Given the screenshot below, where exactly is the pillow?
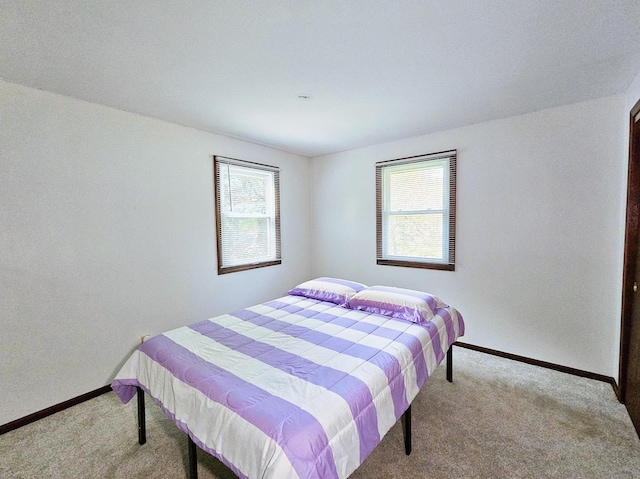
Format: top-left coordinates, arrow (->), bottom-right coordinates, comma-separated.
346,285 -> 446,324
288,277 -> 367,306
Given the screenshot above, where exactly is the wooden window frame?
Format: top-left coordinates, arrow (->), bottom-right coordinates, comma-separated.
376,150 -> 457,271
214,156 -> 281,275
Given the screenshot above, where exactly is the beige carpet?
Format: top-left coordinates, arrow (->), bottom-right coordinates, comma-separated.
1,347 -> 639,478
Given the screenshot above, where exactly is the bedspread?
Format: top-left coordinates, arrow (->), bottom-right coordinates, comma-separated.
112,295 -> 464,479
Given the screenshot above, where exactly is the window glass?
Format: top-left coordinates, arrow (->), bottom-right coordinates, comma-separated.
376,151 -> 456,270
214,156 -> 281,274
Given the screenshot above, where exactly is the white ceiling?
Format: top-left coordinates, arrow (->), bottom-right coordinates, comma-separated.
2,1 -> 640,158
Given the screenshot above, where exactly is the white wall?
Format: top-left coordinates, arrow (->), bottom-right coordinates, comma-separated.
2,74 -> 636,427
0,80 -> 312,426
311,95 -> 628,379
626,68 -> 640,112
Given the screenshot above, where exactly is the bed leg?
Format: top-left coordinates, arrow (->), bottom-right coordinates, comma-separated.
446,346 -> 453,383
403,405 -> 412,455
188,435 -> 198,479
136,386 -> 146,445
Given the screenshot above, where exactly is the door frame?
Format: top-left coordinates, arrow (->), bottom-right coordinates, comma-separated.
619,97 -> 640,403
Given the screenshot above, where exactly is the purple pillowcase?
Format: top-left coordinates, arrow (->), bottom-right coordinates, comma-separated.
288,277 -> 368,306
346,285 -> 446,324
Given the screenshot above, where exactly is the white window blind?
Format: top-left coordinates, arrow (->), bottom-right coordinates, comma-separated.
214,156 -> 281,274
376,150 -> 456,271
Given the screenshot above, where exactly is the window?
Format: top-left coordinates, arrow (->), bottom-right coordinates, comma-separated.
214,156 -> 281,274
376,150 -> 456,271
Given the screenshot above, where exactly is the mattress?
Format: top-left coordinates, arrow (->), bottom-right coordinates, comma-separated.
112,294 -> 465,479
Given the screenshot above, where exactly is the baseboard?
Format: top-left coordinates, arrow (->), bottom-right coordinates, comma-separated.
0,344 -> 621,435
453,341 -> 618,393
0,385 -> 112,436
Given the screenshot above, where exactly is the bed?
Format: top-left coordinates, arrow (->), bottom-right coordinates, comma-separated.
111,278 -> 465,479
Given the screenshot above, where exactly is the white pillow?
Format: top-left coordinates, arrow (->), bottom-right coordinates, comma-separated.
347,285 -> 446,324
288,277 -> 367,306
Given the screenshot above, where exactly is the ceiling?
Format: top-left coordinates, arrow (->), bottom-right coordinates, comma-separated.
2,1 -> 640,158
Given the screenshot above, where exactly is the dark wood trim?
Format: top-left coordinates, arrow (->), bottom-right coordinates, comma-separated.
377,259 -> 455,271
0,342 -> 617,437
454,341 -> 618,392
213,156 -> 282,276
375,149 -> 457,166
375,149 -> 457,272
213,156 -> 224,274
448,154 -> 457,265
213,155 -> 279,172
619,97 -> 640,403
217,259 -> 282,275
0,385 -> 112,435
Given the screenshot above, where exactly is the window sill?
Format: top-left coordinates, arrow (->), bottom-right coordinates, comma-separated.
376,259 -> 455,271
218,260 -> 282,275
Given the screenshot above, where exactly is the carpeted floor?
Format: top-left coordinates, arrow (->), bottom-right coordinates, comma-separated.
1,347 -> 639,478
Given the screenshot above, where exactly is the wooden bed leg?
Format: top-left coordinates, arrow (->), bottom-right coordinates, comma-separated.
403,405 -> 412,455
188,435 -> 198,479
136,386 -> 146,445
446,346 -> 453,383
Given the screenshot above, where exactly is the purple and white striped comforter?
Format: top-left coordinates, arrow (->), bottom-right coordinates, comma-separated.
112,295 -> 464,479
